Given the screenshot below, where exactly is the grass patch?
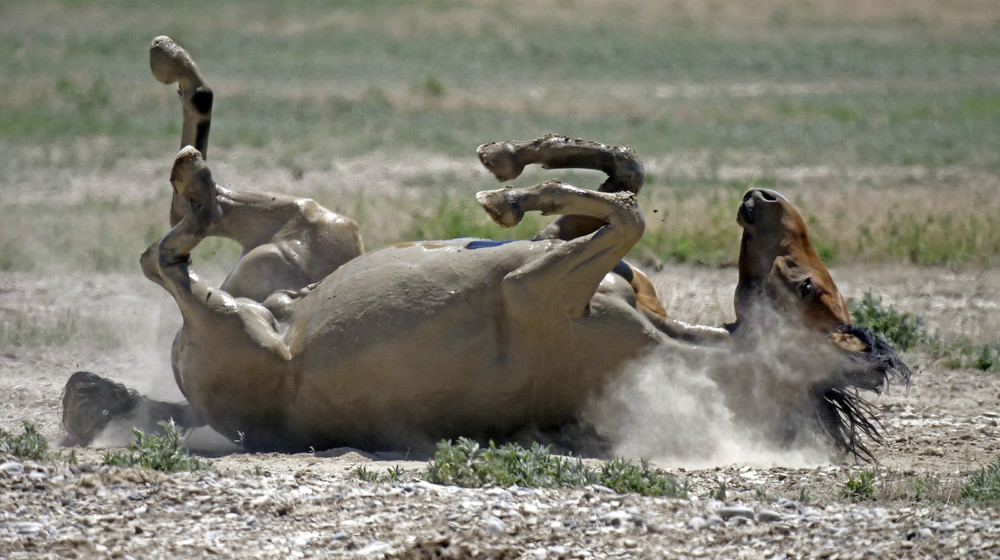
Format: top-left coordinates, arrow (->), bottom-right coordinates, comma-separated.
848,291 -> 925,351
0,421 -> 50,461
849,292 -> 1000,373
423,438 -> 687,498
841,469 -> 877,501
0,309 -> 79,348
355,464 -> 406,484
960,457 -> 1000,505
932,337 -> 1000,373
102,421 -> 212,473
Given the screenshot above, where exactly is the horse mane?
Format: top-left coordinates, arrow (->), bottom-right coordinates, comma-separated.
814,325 -> 912,462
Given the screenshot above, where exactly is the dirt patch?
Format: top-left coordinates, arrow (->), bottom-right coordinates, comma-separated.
1,264 -> 999,558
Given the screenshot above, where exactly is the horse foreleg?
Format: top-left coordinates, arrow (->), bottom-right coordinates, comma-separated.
477,135 -> 645,241
477,180 -> 643,316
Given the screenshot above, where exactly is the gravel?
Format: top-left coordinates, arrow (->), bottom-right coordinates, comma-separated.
2,455 -> 999,559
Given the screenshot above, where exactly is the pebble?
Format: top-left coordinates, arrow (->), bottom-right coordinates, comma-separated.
0,462 -> 24,476
358,541 -> 390,555
718,506 -> 755,520
485,515 -> 506,536
758,510 -> 782,522
599,510 -> 631,526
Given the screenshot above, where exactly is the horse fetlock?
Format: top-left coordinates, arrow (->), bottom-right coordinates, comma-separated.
476,187 -> 525,228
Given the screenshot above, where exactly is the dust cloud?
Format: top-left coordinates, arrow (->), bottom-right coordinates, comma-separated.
587,315 -> 855,468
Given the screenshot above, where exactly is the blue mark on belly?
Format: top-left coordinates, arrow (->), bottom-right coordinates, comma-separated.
464,238 -> 541,250
464,238 -> 633,281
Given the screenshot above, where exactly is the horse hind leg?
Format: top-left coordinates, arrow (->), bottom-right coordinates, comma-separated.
477,135 -> 645,240
150,36 -> 214,226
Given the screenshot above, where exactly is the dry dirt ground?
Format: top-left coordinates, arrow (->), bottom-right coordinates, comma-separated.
1,262 -> 999,558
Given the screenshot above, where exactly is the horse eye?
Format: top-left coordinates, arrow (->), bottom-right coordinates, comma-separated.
798,278 -> 813,298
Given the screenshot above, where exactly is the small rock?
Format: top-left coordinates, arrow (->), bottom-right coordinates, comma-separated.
919,527 -> 934,539
0,462 -> 25,476
358,541 -> 390,556
705,515 -> 725,529
485,516 -> 506,536
524,548 -> 547,560
758,510 -> 782,523
12,522 -> 44,535
688,516 -> 707,530
718,506 -> 755,520
599,511 -> 630,526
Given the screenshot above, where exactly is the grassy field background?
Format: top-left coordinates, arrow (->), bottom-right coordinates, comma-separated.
1,0 -> 999,272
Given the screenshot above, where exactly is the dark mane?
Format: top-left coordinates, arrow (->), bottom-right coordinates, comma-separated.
814,325 -> 912,462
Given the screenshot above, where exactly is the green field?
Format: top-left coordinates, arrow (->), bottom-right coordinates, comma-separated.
2,0 -> 999,271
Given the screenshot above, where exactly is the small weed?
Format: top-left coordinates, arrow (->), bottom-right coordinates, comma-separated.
959,456 -> 1000,505
599,458 -> 688,498
796,486 -> 812,505
355,464 -> 407,484
102,421 -> 211,473
424,438 -> 686,498
841,470 -> 877,501
0,421 -> 50,461
933,337 -> 1000,373
245,465 -> 271,477
909,473 -> 943,502
848,292 -> 925,351
709,479 -> 728,501
755,486 -> 775,503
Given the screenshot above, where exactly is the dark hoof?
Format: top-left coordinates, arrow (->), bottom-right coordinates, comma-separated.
62,371 -> 141,446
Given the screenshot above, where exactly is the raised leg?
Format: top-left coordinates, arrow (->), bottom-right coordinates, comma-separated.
477,180 -> 643,317
477,135 -> 645,240
150,36 -> 214,227
150,37 -> 363,301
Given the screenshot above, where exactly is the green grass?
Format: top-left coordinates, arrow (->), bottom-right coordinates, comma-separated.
841,469 -> 877,501
0,421 -> 50,461
848,292 -> 1000,373
848,291 -> 926,351
2,1 -> 1000,270
102,421 -> 212,473
355,464 -> 406,484
960,457 -> 1000,505
423,438 -> 687,498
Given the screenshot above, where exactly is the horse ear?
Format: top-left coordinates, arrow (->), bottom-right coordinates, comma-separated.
829,330 -> 868,353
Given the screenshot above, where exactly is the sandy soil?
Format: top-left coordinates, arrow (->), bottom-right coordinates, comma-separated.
1,262 -> 999,558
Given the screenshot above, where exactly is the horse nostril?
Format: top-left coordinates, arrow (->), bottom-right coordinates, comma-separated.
743,190 -> 755,202
758,190 -> 778,202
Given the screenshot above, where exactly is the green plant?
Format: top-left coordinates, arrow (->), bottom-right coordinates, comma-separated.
0,421 -> 50,461
796,486 -> 812,505
709,479 -> 727,501
423,438 -> 686,498
245,465 -> 271,477
841,469 -> 877,501
848,291 -> 925,351
102,421 -> 211,472
355,464 -> 406,484
959,456 -> 1000,504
